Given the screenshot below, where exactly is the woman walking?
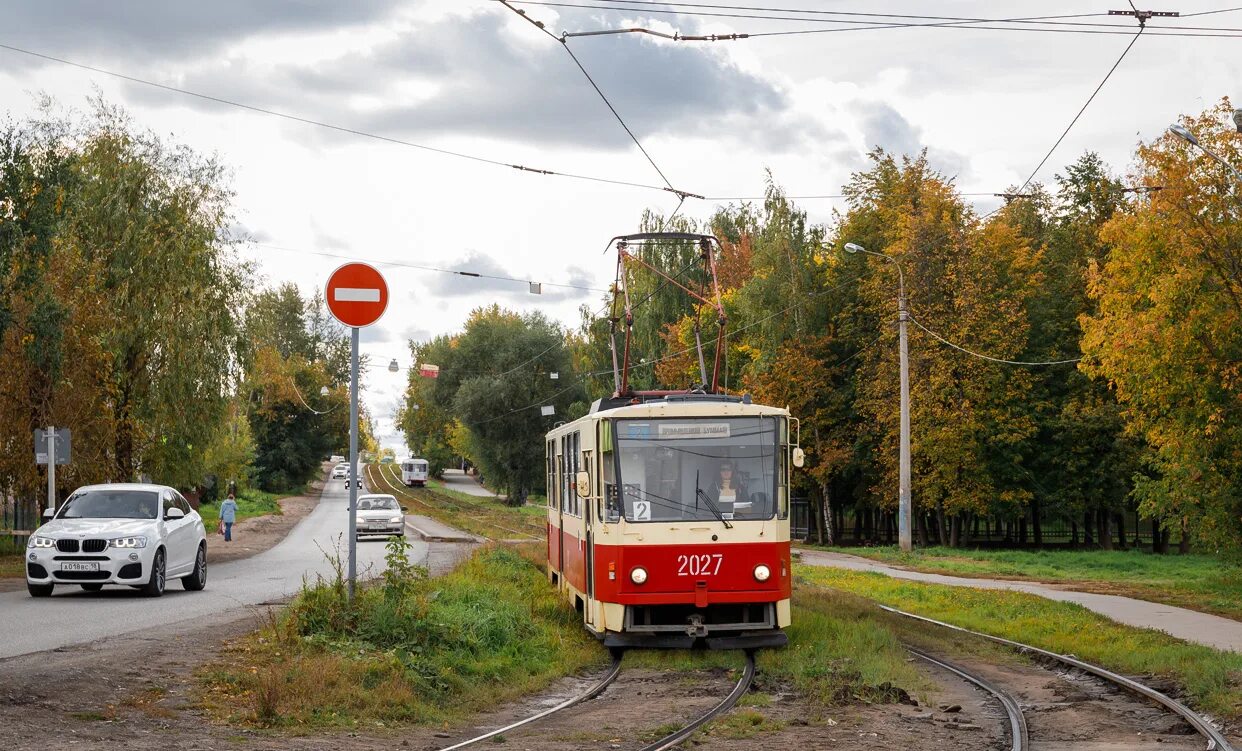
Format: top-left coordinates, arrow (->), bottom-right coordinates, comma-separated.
219,493 -> 238,542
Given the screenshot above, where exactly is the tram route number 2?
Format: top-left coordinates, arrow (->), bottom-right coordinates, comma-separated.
677,553 -> 724,576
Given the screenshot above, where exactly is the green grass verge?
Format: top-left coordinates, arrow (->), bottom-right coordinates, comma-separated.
365,464 -> 546,541
826,545 -> 1242,621
198,541 -> 930,732
0,537 -> 25,577
800,565 -> 1242,721
197,488 -> 289,529
197,543 -> 602,729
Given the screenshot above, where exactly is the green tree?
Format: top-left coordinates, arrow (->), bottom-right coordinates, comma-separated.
1081,99 -> 1242,552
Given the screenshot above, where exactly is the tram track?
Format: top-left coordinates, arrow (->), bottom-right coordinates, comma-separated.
906,645 -> 1028,751
432,651 -> 755,751
884,605 -> 1234,751
636,650 -> 757,751
369,464 -> 543,542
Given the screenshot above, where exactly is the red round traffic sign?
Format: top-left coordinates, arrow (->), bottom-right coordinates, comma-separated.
325,262 -> 389,328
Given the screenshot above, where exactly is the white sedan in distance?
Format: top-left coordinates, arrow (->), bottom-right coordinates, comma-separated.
25,483 -> 208,598
353,494 -> 407,538
331,464 -> 348,479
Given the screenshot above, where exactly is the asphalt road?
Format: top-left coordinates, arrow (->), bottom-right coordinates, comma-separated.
0,472 -> 428,660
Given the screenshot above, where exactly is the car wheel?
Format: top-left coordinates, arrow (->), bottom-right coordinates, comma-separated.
81,583 -> 104,592
27,582 -> 54,598
141,549 -> 166,597
182,543 -> 207,591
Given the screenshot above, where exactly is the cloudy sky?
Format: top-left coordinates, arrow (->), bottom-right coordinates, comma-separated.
2,1 -> 1238,452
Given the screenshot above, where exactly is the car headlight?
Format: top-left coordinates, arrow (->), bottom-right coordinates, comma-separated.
389,516 -> 403,524
754,564 -> 771,582
28,536 -> 55,549
630,567 -> 648,584
110,536 -> 148,549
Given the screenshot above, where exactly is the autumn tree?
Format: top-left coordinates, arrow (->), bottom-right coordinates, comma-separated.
1081,99 -> 1242,552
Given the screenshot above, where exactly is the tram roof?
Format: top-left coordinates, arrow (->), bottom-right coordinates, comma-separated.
548,394 -> 788,437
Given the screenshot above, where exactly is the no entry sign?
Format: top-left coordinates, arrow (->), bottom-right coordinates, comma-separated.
325,262 -> 388,328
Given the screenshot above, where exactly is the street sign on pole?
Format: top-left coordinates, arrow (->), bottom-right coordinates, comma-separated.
34,428 -> 71,465
34,427 -> 70,516
325,262 -> 388,603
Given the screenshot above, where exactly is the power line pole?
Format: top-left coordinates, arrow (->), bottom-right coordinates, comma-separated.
843,242 -> 913,552
897,281 -> 912,553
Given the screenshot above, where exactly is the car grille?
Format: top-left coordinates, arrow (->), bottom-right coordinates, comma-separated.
82,539 -> 108,553
55,570 -> 109,581
56,539 -> 79,553
53,556 -> 108,561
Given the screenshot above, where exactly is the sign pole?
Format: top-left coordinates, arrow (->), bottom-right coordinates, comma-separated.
348,327 -> 359,603
46,425 -> 56,515
323,260 -> 388,605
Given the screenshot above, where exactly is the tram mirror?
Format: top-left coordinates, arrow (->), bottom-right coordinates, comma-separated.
576,471 -> 591,498
792,447 -> 806,468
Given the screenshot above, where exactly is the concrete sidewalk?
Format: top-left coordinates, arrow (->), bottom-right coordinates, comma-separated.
798,549 -> 1242,653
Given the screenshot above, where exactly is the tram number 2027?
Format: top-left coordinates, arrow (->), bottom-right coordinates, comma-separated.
676,553 -> 723,576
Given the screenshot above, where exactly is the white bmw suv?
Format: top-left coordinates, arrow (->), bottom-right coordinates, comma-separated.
26,483 -> 208,598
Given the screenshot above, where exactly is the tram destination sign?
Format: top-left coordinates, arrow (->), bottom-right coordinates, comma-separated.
657,423 -> 731,439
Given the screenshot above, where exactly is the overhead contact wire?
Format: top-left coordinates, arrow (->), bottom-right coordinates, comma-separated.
0,42 -> 672,196
1014,27 -> 1145,196
496,0 -> 695,199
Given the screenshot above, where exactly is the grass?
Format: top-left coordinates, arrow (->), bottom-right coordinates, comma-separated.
0,537 -> 25,577
197,542 -> 603,729
365,463 -> 546,541
198,536 -> 933,733
825,545 -> 1242,621
800,564 -> 1242,722
197,488 -> 290,529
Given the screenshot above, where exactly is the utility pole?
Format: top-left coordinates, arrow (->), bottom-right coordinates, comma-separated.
897,281 -> 912,552
843,243 -> 913,551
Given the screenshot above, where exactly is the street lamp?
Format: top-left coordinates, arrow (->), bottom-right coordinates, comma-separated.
1169,122 -> 1242,185
319,386 -> 330,396
843,242 -> 913,552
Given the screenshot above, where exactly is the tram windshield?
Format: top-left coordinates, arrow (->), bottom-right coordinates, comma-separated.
614,417 -> 778,523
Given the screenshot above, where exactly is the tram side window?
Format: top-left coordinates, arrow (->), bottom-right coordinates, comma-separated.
570,431 -> 580,517
546,440 -> 554,508
603,450 -> 619,523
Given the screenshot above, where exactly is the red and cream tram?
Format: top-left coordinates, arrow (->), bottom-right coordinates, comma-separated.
546,392 -> 799,649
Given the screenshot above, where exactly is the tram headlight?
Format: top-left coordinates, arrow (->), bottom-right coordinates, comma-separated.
753,564 -> 771,582
630,567 -> 648,585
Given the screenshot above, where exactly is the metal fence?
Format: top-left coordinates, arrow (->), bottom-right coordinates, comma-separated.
789,498 -> 1169,550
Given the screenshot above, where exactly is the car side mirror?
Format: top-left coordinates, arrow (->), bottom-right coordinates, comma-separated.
43,508 -> 56,519
576,471 -> 591,498
401,506 -> 409,512
792,447 -> 806,468
165,507 -> 186,521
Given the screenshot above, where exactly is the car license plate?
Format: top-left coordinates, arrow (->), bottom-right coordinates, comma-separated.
61,562 -> 99,572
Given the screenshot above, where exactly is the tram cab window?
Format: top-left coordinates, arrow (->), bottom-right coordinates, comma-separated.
614,417 -> 778,523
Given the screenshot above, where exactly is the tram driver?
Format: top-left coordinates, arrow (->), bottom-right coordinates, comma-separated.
710,460 -> 751,516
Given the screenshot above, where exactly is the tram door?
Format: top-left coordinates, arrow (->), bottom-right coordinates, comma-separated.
582,442 -> 595,625
556,440 -> 565,578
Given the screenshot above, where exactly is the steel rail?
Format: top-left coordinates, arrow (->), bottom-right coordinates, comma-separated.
906,646 -> 1028,751
434,654 -> 624,751
882,606 -> 1234,751
637,650 -> 757,751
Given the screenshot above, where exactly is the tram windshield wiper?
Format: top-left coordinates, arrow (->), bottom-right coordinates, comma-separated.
695,470 -> 733,529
